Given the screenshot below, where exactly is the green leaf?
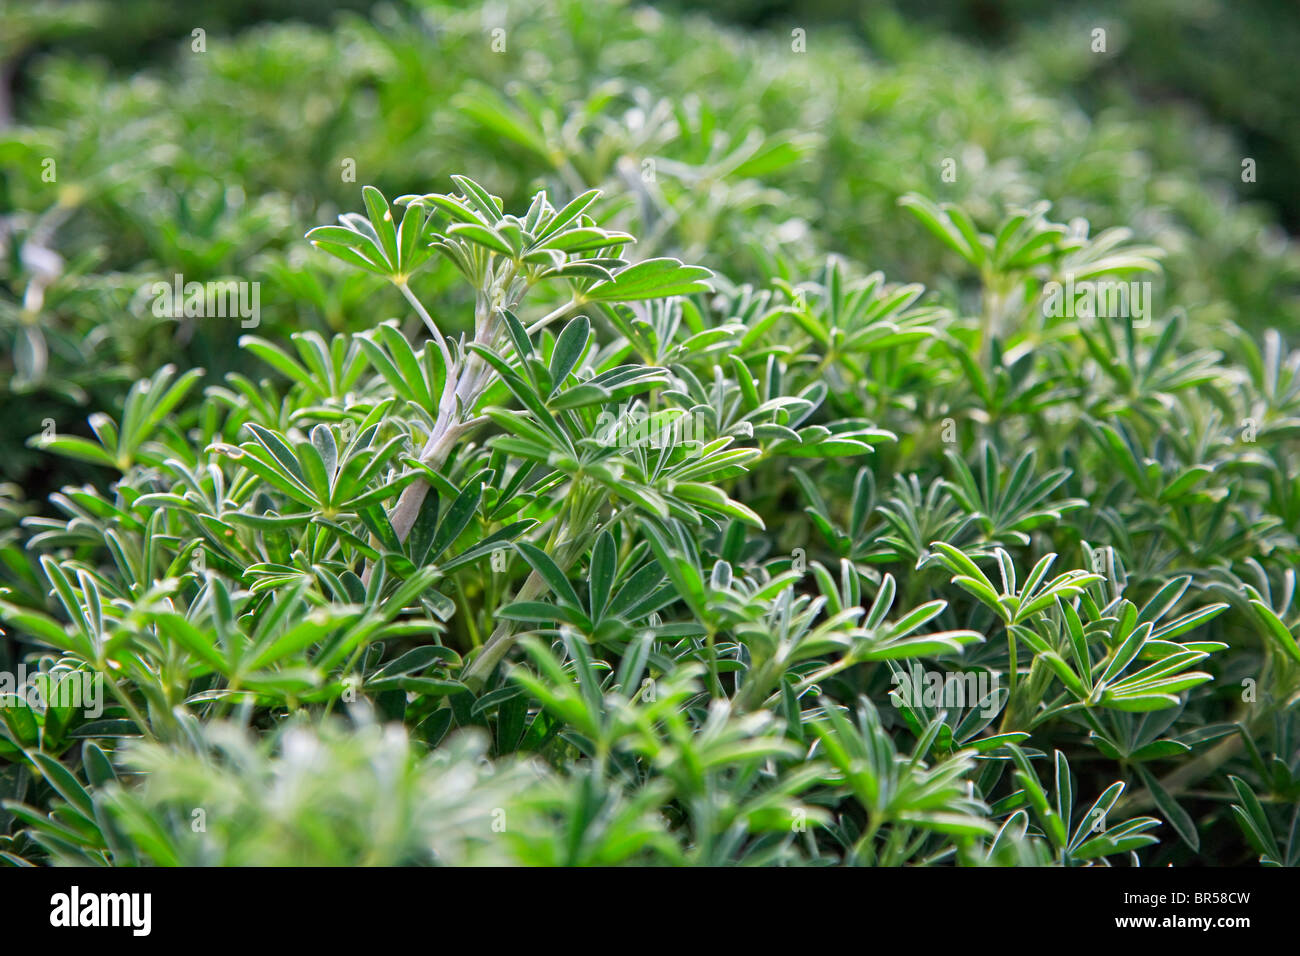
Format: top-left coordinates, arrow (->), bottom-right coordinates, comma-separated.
585,258 -> 714,302
427,475 -> 486,565
516,542 -> 582,609
30,751 -> 95,820
548,315 -> 590,394
1138,766 -> 1199,851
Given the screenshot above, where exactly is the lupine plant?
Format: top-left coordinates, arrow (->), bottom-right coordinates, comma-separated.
1,0 -> 1298,868
0,171 -> 1293,867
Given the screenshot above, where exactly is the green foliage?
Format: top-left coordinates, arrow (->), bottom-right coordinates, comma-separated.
1,0 -> 1297,867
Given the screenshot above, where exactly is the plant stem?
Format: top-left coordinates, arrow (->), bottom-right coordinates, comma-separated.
398,281 -> 456,384
360,288 -> 506,583
100,666 -> 157,743
463,571 -> 546,690
463,484 -> 611,689
526,296 -> 580,335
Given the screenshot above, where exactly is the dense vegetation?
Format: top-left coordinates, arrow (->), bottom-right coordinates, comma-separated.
1,0 -> 1297,866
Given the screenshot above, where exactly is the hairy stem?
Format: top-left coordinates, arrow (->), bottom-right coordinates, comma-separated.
463,571 -> 546,690
527,296 -> 580,335
399,281 -> 457,385
463,484 -> 609,689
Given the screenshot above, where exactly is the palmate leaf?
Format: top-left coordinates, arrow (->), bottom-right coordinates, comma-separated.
583,258 -> 714,302
1228,776 -> 1292,866
898,193 -> 986,269
928,543 -> 1102,626
29,364 -> 204,472
943,444 -> 1085,546
226,422 -> 414,514
239,330 -> 369,401
842,572 -> 984,662
1013,589 -> 1226,715
887,661 -> 1019,756
393,178 -> 643,302
901,195 -> 1097,278
811,697 -> 995,860
307,186 -> 434,282
496,544 -> 673,646
783,257 -> 944,362
356,321 -> 448,414
769,421 -> 896,459
1004,746 -> 1161,862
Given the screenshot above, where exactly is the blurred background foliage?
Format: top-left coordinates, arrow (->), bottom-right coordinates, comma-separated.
9,0 -> 1299,224
673,0 -> 1300,229
2,0 -> 1296,499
